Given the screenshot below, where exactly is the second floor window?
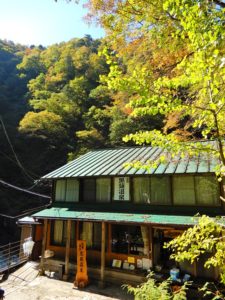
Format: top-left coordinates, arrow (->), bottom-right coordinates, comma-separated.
55,179 -> 79,202
173,175 -> 220,206
133,176 -> 171,205
96,178 -> 111,202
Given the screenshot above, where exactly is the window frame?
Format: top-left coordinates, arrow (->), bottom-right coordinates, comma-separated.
132,175 -> 172,205
54,179 -> 80,203
172,174 -> 221,207
50,220 -> 76,247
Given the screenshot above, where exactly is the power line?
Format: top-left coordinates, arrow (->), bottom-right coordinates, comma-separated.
0,116 -> 36,182
0,179 -> 50,199
0,204 -> 50,219
0,149 -> 40,183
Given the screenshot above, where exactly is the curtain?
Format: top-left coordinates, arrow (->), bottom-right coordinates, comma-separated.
53,220 -> 63,244
151,176 -> 171,204
55,180 -> 66,202
141,226 -> 149,256
83,179 -> 95,202
81,222 -> 93,248
133,177 -> 151,204
93,223 -> 102,250
173,176 -> 195,205
195,176 -> 219,206
65,179 -> 79,202
96,178 -> 111,202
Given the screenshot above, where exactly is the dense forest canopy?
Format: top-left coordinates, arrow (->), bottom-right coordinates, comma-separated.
0,36 -> 162,215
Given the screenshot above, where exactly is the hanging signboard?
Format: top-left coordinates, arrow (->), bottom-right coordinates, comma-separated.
114,177 -> 130,201
74,240 -> 88,288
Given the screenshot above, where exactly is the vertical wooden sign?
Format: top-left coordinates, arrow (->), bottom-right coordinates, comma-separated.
114,177 -> 130,201
74,240 -> 88,288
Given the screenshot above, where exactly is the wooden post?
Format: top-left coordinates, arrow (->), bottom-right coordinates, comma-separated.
150,227 -> 154,265
99,222 -> 106,288
64,220 -> 71,280
40,219 -> 48,275
193,260 -> 197,277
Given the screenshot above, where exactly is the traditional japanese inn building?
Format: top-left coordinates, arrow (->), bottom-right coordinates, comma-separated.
30,145 -> 224,284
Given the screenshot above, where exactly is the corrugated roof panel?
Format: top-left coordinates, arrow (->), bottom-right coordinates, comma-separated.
164,156 -> 180,174
101,148 -> 136,176
68,149 -> 114,177
125,147 -> 153,175
32,207 -> 199,226
210,157 -> 219,172
186,156 -> 199,173
147,148 -> 165,175
175,157 -> 189,174
110,147 -> 147,176
42,143 -> 218,179
62,150 -> 107,177
197,155 -> 209,173
135,148 -> 161,175
154,162 -> 169,174
42,151 -> 91,179
75,149 -> 121,177
88,149 -> 126,176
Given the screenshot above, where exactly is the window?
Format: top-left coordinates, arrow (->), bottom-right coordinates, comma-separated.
66,179 -> 79,202
55,180 -> 66,202
82,179 -> 96,202
133,176 -> 171,204
80,222 -> 103,250
51,220 -> 76,247
151,176 -> 171,204
173,176 -> 195,205
195,176 -> 220,206
173,175 -> 220,206
113,177 -> 130,201
96,178 -> 111,203
133,177 -> 151,204
111,224 -> 148,256
55,179 -> 79,202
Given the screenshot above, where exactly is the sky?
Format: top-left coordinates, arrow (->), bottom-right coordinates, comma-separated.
0,0 -> 105,46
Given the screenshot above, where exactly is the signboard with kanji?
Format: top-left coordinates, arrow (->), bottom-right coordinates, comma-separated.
74,240 -> 88,288
114,177 -> 130,201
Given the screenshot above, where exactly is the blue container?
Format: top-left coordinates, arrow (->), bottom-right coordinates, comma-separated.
170,268 -> 180,281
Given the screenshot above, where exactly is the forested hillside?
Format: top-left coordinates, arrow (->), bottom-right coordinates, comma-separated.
0,36 -> 162,216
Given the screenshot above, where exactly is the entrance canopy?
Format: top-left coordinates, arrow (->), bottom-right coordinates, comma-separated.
33,207 -> 198,226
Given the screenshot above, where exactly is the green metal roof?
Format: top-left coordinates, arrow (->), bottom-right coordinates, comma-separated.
32,207 -> 197,226
42,143 -> 220,179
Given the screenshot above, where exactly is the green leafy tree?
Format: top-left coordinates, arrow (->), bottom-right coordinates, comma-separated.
19,110 -> 67,141
82,0 -> 225,177
125,272 -> 187,300
165,215 -> 225,298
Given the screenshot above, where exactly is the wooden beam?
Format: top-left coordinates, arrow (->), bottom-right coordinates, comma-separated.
99,222 -> 106,288
150,227 -> 154,265
40,219 -> 48,275
64,220 -> 71,280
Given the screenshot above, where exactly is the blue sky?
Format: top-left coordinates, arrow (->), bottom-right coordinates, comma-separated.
0,0 -> 105,46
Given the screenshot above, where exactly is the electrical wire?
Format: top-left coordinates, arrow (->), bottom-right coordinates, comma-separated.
0,179 -> 50,199
0,116 -> 36,182
0,149 -> 40,184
